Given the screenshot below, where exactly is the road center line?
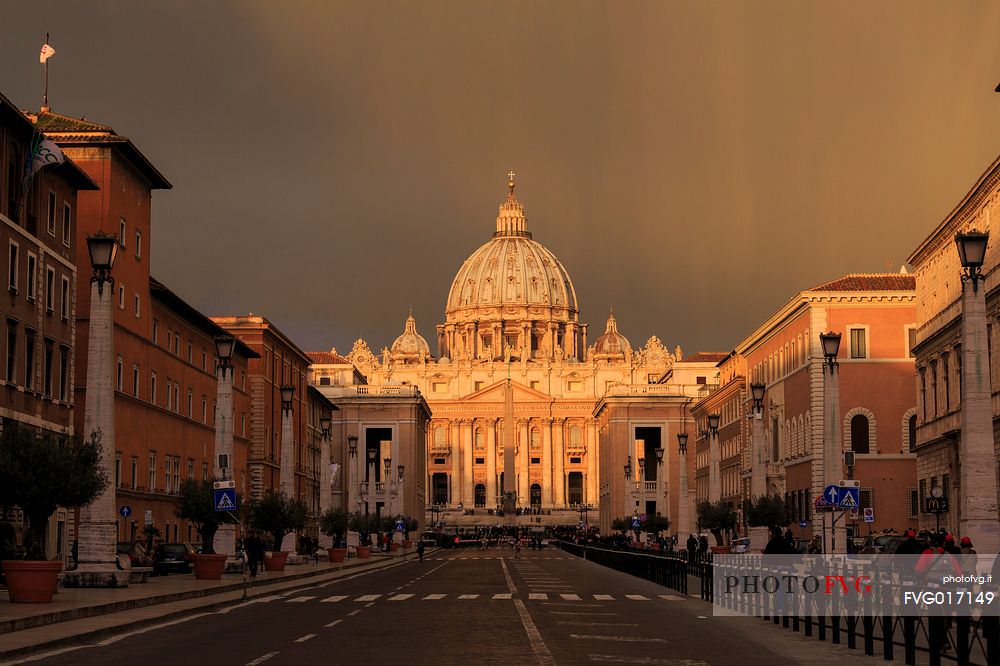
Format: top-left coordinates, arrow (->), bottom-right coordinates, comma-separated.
499,558 -> 518,594
513,598 -> 556,666
348,609 -> 361,616
325,619 -> 343,628
587,656 -> 708,665
294,634 -> 316,643
245,652 -> 279,665
571,635 -> 667,643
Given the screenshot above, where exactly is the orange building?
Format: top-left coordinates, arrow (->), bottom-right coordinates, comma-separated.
30,109 -> 256,546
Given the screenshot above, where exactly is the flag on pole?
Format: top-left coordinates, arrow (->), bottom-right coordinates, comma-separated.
40,43 -> 55,63
29,140 -> 64,178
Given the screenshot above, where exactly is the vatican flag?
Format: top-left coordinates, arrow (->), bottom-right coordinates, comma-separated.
39,42 -> 55,63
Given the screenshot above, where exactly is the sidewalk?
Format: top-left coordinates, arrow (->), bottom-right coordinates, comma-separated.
0,549 -> 423,660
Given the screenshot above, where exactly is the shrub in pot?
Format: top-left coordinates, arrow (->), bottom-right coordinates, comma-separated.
319,507 -> 349,563
350,512 -> 377,558
0,427 -> 108,602
249,491 -> 307,571
176,478 -> 239,579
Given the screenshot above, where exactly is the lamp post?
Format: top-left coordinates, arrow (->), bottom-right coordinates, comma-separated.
677,433 -> 690,536
213,334 -> 237,557
69,234 -> 126,587
654,447 -> 665,518
317,413 -> 333,548
955,230 -> 1000,554
623,456 -> 633,524
820,330 -> 843,553
397,464 -> 405,522
279,385 -> 296,553
749,382 -> 766,499
638,457 -> 647,523
366,447 -> 376,516
707,413 -> 721,503
347,434 -> 358,512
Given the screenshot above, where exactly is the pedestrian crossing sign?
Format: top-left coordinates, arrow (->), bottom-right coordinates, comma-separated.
214,487 -> 237,512
838,487 -> 859,509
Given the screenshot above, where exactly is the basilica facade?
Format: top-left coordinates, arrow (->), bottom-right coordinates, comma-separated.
314,177 -> 711,528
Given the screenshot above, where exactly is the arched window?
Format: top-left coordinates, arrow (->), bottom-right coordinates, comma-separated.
569,425 -> 581,448
908,414 -> 917,452
474,483 -> 486,507
529,484 -> 541,508
851,414 -> 870,454
475,428 -> 484,451
434,427 -> 446,449
530,428 -> 540,449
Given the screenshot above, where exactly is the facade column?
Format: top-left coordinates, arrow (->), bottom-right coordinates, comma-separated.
678,447 -> 690,535
69,278 -> 127,587
518,419 -> 529,507
708,429 -> 721,503
750,402 -> 767,498
552,419 -> 565,507
279,395 -> 296,553
586,423 -> 597,506
318,430 -> 332,548
450,420 -> 461,506
486,419 -> 497,509
213,358 -> 235,556
462,420 -> 474,509
959,277 -> 1000,554
541,419 -> 553,508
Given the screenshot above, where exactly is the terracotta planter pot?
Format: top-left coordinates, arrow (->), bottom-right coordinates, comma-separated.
355,546 -> 371,559
2,560 -> 63,603
263,551 -> 289,571
710,545 -> 729,554
403,540 -> 413,549
327,547 -> 348,563
390,542 -> 399,552
192,553 -> 227,580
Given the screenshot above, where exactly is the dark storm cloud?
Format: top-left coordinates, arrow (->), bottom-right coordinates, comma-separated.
2,2 -> 998,356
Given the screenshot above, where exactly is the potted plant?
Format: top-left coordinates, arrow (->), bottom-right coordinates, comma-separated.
696,500 -> 737,553
319,507 -> 350,563
381,516 -> 400,551
176,478 -> 238,579
0,427 -> 107,602
746,494 -> 791,552
350,512 -> 375,558
403,517 -> 418,548
250,491 -> 307,571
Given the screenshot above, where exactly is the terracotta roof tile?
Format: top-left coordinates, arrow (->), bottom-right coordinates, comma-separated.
681,352 -> 729,363
27,111 -> 114,133
807,273 -> 915,292
308,351 -> 352,365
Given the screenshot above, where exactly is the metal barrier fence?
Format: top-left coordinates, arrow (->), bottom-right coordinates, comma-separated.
556,541 -> 687,594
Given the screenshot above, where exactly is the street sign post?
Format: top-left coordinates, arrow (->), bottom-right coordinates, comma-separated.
799,520 -> 808,529
863,507 -> 875,523
838,487 -> 860,510
823,485 -> 841,506
214,487 -> 237,512
395,519 -> 404,533
119,505 -> 132,519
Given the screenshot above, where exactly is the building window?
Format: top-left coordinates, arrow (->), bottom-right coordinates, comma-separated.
850,328 -> 867,359
202,397 -> 207,423
46,191 -> 56,235
165,380 -> 172,410
115,453 -> 121,488
201,462 -> 208,480
24,329 -> 35,389
201,350 -> 207,370
118,218 -> 126,247
432,381 -> 447,393
152,319 -> 159,344
908,488 -> 919,518
132,364 -> 140,398
149,452 -> 157,491
150,371 -> 157,403
130,457 -> 138,488
25,253 -> 35,301
58,346 -> 68,400
187,459 -> 194,479
173,384 -> 180,413
45,267 -> 54,313
118,283 -> 125,309
475,457 -> 485,465
116,355 -> 123,391
135,230 -> 142,259
567,380 -> 582,392
187,342 -> 192,364
908,414 -> 916,452
43,340 -> 53,396
696,376 -> 707,384
60,276 -> 69,320
530,380 -> 540,390
319,377 -> 330,386
474,381 -> 483,392
187,390 -> 193,418
569,425 -> 581,448
907,326 -> 917,358
173,335 -> 179,355
851,414 -> 870,454
62,203 -> 71,246
134,294 -> 141,318
570,456 -> 581,464
530,428 -> 540,449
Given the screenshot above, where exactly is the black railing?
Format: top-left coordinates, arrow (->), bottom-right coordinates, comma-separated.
557,541 -> 687,594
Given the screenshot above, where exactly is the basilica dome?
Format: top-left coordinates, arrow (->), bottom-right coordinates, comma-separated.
390,312 -> 431,362
445,177 -> 578,323
592,311 -> 631,359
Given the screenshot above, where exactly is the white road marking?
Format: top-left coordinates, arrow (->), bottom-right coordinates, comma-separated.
528,593 -> 548,600
558,622 -> 639,626
571,635 -> 667,643
593,594 -> 614,600
499,557 -> 518,594
245,652 -> 279,665
0,646 -> 87,664
697,615 -> 707,619
587,656 -> 708,665
625,594 -> 649,601
355,594 -> 381,602
493,593 -> 513,599
423,593 -> 446,600
286,596 -> 315,603
549,611 -> 619,615
365,602 -> 376,607
560,593 -> 582,600
321,595 -> 348,603
218,595 -> 284,613
458,594 -> 479,599
348,609 -> 361,616
294,634 -> 316,643
95,613 -> 212,645
325,619 -> 343,628
658,594 -> 683,601
514,598 -> 556,665
389,593 -> 414,601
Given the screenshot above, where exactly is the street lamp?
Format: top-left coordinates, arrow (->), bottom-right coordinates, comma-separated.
348,434 -> 358,457
384,457 -> 391,480
624,456 -> 632,480
954,229 -> 1000,553
820,331 -> 841,373
86,233 -> 118,295
280,385 -> 295,413
707,413 -> 721,503
320,415 -> 332,438
707,413 -> 720,434
749,382 -> 767,500
677,432 -> 690,536
677,432 -> 688,455
750,383 -> 765,411
214,335 -> 235,373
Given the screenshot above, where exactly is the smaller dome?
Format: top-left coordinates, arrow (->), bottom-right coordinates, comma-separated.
593,310 -> 631,358
390,311 -> 431,361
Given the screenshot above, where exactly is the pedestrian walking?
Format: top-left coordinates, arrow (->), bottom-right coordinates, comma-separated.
686,534 -> 697,562
245,531 -> 265,580
417,541 -> 425,562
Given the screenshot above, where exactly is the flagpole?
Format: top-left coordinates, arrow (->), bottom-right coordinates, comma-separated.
42,33 -> 50,112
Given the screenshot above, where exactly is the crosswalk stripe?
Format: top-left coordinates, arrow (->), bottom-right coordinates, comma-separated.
593,594 -> 614,600
625,594 -> 649,601
493,593 -> 513,599
388,594 -> 414,601
658,594 -> 683,601
320,595 -> 347,603
458,594 -> 479,599
286,596 -> 315,603
528,593 -> 548,600
423,593 -> 446,600
560,593 -> 582,601
355,594 -> 381,602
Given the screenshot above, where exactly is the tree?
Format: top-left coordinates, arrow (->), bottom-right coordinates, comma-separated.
0,426 -> 107,559
349,512 -> 379,546
696,500 -> 737,546
249,491 -> 307,552
746,494 -> 791,529
610,517 -> 631,532
642,514 -> 671,536
404,517 -> 419,540
176,478 -> 238,555
319,507 -> 350,545
142,524 -> 162,553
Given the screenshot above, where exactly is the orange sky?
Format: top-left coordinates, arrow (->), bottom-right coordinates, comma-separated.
2,2 -> 998,355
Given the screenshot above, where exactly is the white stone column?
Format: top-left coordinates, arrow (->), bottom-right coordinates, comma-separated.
541,419 -> 553,508
318,431 -> 332,549
213,360 -> 235,556
518,419 -> 529,507
750,402 -> 766,499
462,420 -> 474,509
822,349 -> 846,554
553,420 -> 565,507
960,278 -> 1000,554
280,400 -> 296,553
450,420 -> 461,506
586,423 -> 597,506
486,419 -> 497,509
678,449 -> 690,535
70,279 -> 127,587
708,429 -> 721,503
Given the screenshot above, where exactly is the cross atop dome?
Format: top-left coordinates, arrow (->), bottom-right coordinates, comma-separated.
508,170 -> 516,194
496,171 -> 528,237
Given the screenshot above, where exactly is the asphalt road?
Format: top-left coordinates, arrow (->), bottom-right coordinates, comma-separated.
14,548 -> 896,666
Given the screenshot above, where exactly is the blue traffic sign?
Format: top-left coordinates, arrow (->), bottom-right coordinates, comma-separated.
799,520 -> 808,529
631,518 -> 641,529
838,487 -> 860,509
214,487 -> 237,512
823,485 -> 841,506
119,505 -> 132,518
395,520 -> 404,532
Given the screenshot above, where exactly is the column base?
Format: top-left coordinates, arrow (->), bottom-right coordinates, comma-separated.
63,567 -> 130,588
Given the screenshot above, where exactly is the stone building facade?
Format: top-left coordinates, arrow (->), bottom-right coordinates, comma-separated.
908,155 -> 1000,536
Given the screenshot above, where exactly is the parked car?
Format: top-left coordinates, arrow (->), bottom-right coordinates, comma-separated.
730,537 -> 751,554
117,542 -> 152,567
153,543 -> 193,575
